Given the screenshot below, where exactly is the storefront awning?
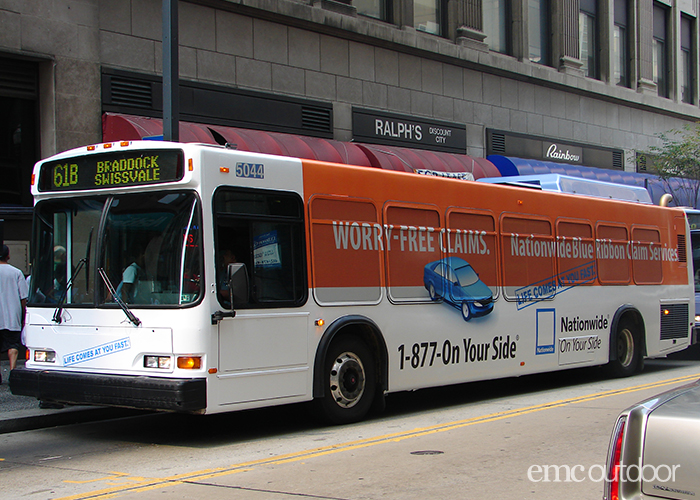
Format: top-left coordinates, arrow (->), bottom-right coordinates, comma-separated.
103,113 -> 500,179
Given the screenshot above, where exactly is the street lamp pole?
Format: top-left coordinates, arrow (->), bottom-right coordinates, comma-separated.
163,0 -> 179,142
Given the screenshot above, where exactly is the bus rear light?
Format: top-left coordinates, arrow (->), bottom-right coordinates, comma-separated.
34,350 -> 56,363
177,356 -> 202,370
144,355 -> 171,369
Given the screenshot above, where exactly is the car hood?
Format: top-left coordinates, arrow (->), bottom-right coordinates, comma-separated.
458,279 -> 492,300
642,385 -> 700,499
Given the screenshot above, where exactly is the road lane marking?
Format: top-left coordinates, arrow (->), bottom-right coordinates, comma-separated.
57,372 -> 700,499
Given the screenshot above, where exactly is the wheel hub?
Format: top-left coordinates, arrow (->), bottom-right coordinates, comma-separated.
617,328 -> 634,368
330,352 -> 365,408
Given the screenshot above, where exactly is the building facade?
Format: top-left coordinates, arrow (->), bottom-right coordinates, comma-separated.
1,0 -> 700,271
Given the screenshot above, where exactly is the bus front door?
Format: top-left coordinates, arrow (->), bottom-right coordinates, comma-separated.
216,311 -> 310,405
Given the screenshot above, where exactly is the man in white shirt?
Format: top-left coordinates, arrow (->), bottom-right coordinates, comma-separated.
116,247 -> 147,304
0,245 -> 29,381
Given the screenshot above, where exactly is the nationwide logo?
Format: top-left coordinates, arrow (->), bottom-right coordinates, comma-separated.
561,314 -> 609,333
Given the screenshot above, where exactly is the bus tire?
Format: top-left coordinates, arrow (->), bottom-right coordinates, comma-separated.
317,336 -> 376,425
606,319 -> 641,378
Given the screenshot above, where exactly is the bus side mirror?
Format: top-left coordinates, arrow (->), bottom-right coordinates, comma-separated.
228,262 -> 249,308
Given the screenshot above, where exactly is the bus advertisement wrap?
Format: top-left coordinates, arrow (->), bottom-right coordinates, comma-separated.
10,141 -> 694,424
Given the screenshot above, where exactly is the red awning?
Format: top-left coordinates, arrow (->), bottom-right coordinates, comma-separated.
102,113 -> 499,178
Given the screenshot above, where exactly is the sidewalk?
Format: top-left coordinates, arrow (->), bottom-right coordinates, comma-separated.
0,359 -> 139,434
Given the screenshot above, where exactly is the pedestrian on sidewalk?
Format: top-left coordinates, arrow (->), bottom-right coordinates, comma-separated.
0,245 -> 28,383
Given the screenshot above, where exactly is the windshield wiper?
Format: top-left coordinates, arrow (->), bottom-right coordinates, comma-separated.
98,268 -> 141,327
53,228 -> 93,324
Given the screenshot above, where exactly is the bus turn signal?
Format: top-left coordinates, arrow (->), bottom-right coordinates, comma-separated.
177,356 -> 202,369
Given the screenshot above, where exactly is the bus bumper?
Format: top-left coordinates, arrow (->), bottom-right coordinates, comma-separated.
9,367 -> 206,413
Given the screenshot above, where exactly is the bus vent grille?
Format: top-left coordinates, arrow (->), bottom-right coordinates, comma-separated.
301,106 -> 332,133
660,303 -> 689,340
677,234 -> 687,263
491,133 -> 506,153
110,77 -> 153,109
612,151 -> 623,169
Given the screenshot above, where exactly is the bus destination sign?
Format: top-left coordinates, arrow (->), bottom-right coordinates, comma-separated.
39,149 -> 184,192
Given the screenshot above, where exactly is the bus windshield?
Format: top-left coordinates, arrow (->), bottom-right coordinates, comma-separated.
29,190 -> 203,307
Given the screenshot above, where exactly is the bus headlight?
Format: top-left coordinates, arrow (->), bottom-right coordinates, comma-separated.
144,355 -> 172,369
34,350 -> 56,363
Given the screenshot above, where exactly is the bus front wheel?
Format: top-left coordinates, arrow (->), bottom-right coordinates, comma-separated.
318,336 -> 376,424
606,319 -> 641,377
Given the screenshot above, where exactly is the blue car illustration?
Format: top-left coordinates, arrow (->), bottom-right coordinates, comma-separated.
423,257 -> 494,321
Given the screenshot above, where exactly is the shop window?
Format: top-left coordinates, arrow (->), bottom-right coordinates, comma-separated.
0,57 -> 39,209
484,0 -> 510,54
414,0 -> 443,36
681,15 -> 694,104
528,0 -> 550,65
355,0 -> 391,22
580,0 -> 599,79
613,0 -> 630,87
653,2 -> 670,98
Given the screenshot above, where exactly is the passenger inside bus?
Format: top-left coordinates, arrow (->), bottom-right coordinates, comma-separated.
51,245 -> 67,302
116,245 -> 147,304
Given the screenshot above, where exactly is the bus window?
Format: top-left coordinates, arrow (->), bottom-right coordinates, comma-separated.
309,196 -> 382,304
501,215 -> 555,301
556,220 -> 596,286
384,204 -> 441,303
596,223 -> 630,284
214,187 -> 306,308
446,210 -> 499,297
632,227 -> 663,284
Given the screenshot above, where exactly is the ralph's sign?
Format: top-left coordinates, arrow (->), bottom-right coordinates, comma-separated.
353,108 -> 466,154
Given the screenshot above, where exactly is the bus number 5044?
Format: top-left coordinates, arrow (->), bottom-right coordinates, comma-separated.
236,162 -> 264,179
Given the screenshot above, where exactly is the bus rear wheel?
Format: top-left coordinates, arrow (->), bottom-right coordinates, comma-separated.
606,319 -> 641,377
318,336 -> 376,424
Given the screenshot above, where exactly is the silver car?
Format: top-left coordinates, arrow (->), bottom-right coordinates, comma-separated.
604,379 -> 700,500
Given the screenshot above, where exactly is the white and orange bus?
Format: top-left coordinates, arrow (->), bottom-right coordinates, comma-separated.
10,141 -> 695,423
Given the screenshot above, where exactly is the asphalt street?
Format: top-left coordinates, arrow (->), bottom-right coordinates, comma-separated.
0,359 -> 140,434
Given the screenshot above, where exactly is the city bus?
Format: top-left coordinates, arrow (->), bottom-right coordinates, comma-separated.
10,141 -> 695,423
